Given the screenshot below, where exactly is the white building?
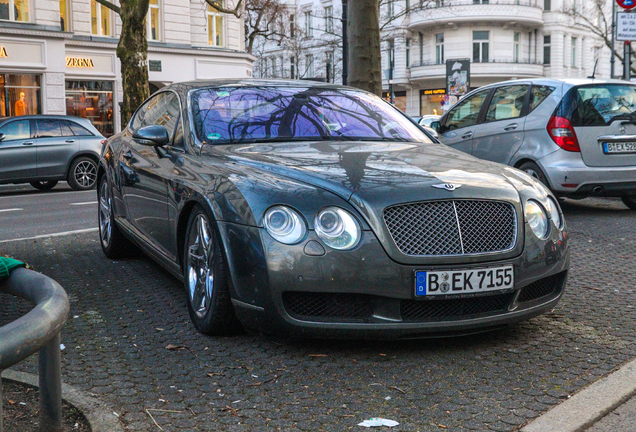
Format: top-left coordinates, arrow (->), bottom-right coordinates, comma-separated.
255,0 -> 612,117
0,0 -> 254,136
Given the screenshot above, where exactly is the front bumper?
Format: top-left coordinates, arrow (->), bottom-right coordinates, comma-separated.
218,220 -> 569,340
540,150 -> 636,197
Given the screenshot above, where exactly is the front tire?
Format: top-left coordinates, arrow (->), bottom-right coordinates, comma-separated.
30,180 -> 58,191
68,157 -> 98,190
621,195 -> 636,210
183,205 -> 242,335
98,175 -> 135,258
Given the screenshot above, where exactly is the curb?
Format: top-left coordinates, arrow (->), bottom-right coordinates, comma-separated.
521,357 -> 636,432
1,369 -> 124,432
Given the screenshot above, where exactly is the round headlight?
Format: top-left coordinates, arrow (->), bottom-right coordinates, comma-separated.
546,197 -> 563,229
263,206 -> 306,244
315,207 -> 361,250
525,200 -> 549,239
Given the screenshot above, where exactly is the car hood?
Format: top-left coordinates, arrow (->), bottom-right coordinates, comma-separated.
206,140 -> 522,207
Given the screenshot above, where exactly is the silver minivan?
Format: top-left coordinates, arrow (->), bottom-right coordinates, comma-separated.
0,115 -> 104,191
432,78 -> 636,210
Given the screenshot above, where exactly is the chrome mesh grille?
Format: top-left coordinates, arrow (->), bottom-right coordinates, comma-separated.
384,200 -> 516,256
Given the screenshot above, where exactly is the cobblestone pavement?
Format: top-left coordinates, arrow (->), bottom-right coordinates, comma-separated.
1,198 -> 635,431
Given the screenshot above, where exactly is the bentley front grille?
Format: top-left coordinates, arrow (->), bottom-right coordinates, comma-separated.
384,200 -> 517,256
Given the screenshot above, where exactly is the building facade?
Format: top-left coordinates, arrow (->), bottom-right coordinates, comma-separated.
255,0 -> 612,117
0,0 -> 254,136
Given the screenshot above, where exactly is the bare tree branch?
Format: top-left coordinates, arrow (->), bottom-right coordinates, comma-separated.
205,0 -> 244,18
93,0 -> 121,15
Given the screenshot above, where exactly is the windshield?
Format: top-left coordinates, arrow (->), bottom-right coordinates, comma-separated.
557,84 -> 636,126
191,86 -> 432,144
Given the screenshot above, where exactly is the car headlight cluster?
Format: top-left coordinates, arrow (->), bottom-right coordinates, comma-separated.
525,197 -> 563,239
263,205 -> 361,250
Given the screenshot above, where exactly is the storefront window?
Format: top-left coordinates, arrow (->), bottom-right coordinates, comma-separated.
0,74 -> 41,118
0,0 -> 29,22
65,80 -> 114,137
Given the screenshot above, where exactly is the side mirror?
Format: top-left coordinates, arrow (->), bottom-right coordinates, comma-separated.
132,125 -> 169,147
423,126 -> 439,140
0,133 -> 5,141
429,121 -> 441,132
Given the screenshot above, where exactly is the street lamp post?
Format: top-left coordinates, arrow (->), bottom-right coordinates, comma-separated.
341,0 -> 348,85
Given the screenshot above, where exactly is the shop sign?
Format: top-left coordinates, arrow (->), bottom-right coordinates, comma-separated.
0,47 -> 7,58
149,60 -> 162,72
66,57 -> 95,68
423,88 -> 446,96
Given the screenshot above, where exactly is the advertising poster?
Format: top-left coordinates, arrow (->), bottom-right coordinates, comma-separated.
446,59 -> 470,96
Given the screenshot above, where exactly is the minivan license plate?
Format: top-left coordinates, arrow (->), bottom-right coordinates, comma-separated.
603,142 -> 636,154
415,265 -> 514,297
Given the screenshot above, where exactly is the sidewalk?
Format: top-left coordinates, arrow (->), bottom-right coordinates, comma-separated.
522,357 -> 636,432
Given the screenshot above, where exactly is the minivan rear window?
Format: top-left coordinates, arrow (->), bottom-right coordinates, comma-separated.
556,84 -> 636,126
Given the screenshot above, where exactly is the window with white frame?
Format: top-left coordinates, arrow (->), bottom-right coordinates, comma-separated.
513,32 -> 520,62
387,0 -> 394,18
473,30 -> 489,63
544,0 -> 550,10
91,0 -> 113,36
0,0 -> 29,22
60,0 -> 71,30
290,56 -> 296,79
271,57 -> 277,77
147,0 -> 161,41
290,14 -> 295,38
207,2 -> 225,47
435,33 -> 444,64
305,54 -> 314,77
324,5 -> 333,33
571,37 -> 577,67
326,51 -> 334,82
304,11 -> 312,37
543,35 -> 551,64
406,38 -> 411,67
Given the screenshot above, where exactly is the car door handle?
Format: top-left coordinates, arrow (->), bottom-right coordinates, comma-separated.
22,141 -> 34,146
504,123 -> 518,131
65,139 -> 76,143
461,132 -> 473,139
123,150 -> 133,160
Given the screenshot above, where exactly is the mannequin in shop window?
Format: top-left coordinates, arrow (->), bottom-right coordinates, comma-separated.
15,92 -> 27,116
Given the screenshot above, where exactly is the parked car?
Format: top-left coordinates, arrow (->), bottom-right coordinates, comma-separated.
98,80 -> 569,339
431,78 -> 636,210
0,115 -> 104,191
419,114 -> 440,128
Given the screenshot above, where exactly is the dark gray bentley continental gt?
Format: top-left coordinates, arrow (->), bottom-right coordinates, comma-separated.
97,80 -> 569,339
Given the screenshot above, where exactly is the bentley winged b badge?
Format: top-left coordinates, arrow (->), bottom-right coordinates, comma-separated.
432,183 -> 462,191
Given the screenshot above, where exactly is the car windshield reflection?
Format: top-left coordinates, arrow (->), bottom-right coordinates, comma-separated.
191,86 -> 431,145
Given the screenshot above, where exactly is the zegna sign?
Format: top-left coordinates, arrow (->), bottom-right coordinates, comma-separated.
66,57 -> 94,68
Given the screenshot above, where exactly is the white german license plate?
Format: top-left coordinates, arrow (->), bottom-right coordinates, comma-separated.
415,265 -> 514,297
603,142 -> 636,154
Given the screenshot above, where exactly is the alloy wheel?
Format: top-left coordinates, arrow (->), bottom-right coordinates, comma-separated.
187,214 -> 214,319
75,160 -> 97,188
99,180 -> 112,247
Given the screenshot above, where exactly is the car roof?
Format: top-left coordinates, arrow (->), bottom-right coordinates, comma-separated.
0,115 -> 103,136
164,79 -> 360,94
478,77 -> 636,89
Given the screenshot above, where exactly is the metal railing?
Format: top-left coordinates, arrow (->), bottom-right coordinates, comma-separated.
0,267 -> 70,432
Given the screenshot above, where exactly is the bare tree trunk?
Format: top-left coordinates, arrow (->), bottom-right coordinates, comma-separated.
117,0 -> 150,125
347,0 -> 382,95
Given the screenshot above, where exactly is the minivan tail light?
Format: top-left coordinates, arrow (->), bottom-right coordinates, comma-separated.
547,116 -> 580,152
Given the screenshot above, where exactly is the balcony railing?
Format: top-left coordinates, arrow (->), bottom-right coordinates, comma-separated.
411,58 -> 544,67
422,0 -> 542,8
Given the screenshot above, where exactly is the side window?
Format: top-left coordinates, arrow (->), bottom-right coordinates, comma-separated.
60,121 -> 74,137
140,92 -> 181,139
0,120 -> 30,141
67,121 -> 94,136
36,120 -> 63,138
484,85 -> 529,122
529,85 -> 555,113
444,90 -> 490,131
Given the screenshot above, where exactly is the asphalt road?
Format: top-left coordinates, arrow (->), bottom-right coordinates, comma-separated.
1,196 -> 635,431
0,183 -> 97,242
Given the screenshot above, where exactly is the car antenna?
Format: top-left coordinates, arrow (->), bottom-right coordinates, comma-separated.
587,59 -> 599,79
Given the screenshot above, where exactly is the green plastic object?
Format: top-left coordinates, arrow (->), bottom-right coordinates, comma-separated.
0,256 -> 25,281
